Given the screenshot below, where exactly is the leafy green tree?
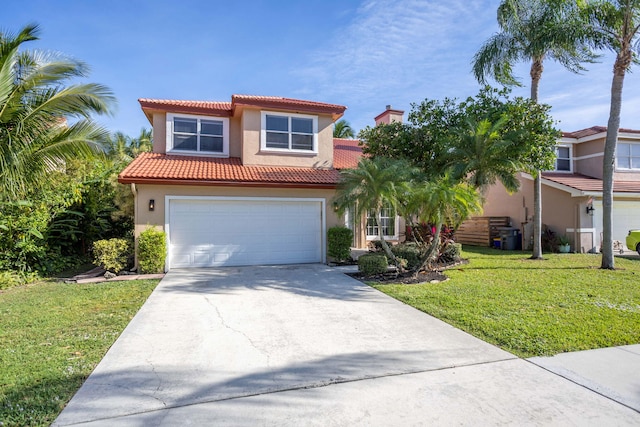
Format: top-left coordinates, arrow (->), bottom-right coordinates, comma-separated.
0,24 -> 115,201
333,157 -> 413,270
333,119 -> 355,138
581,0 -> 640,269
472,0 -> 595,259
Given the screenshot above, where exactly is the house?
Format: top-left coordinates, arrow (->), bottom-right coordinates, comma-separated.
481,126 -> 640,252
118,95 -> 398,270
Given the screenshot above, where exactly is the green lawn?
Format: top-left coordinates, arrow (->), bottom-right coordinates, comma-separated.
373,247 -> 640,358
0,279 -> 158,427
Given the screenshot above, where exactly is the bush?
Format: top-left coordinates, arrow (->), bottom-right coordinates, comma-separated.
92,238 -> 131,273
327,226 -> 353,262
390,243 -> 424,270
0,270 -> 39,290
358,253 -> 388,276
438,242 -> 462,264
138,228 -> 167,274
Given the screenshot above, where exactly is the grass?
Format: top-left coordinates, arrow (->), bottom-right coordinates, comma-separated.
373,246 -> 640,358
0,279 -> 158,427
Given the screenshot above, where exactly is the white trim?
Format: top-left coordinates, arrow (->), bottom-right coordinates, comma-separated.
573,152 -> 604,161
566,228 -> 597,251
260,111 -> 318,154
365,208 -> 400,241
554,144 -> 572,172
166,112 -> 230,157
164,196 -> 326,271
615,141 -> 640,172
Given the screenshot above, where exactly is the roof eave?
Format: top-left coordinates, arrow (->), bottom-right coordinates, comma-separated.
117,176 -> 338,189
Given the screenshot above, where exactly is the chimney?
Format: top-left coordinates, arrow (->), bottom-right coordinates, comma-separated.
374,104 -> 404,126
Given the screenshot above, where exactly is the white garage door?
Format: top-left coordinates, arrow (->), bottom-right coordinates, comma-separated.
168,198 -> 323,268
593,200 -> 640,250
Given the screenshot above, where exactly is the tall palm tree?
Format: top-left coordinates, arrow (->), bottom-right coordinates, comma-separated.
0,24 -> 115,200
333,157 -> 412,268
449,117 -> 522,194
582,0 -> 640,269
472,0 -> 595,259
333,119 -> 355,139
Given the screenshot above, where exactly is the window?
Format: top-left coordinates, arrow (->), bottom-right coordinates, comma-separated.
366,204 -> 397,239
167,113 -> 229,156
555,146 -> 571,171
261,112 -> 317,152
616,143 -> 640,170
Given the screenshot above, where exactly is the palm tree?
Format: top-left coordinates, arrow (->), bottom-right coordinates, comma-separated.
472,0 -> 595,259
333,157 -> 412,268
405,176 -> 482,271
449,117 -> 522,194
333,119 -> 355,139
582,0 -> 640,269
0,24 -> 115,200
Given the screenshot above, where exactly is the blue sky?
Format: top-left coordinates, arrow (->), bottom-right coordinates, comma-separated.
4,0 -> 639,136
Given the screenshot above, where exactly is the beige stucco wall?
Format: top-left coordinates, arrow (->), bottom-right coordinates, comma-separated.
240,108 -> 334,168
481,174 -> 595,251
152,113 -> 167,153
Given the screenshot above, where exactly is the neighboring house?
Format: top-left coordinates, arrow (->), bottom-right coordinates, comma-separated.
118,95 -> 400,269
481,126 -> 640,252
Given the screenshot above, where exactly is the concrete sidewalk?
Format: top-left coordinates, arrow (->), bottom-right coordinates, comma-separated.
53,265 -> 640,426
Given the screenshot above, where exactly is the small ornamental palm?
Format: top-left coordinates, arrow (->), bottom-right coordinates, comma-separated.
0,24 -> 115,201
333,157 -> 413,269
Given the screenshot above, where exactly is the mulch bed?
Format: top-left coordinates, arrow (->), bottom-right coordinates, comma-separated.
348,259 -> 469,285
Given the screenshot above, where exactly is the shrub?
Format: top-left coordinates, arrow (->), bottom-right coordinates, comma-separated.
438,242 -> 462,264
92,238 -> 131,273
0,270 -> 39,290
390,243 -> 423,270
327,226 -> 353,262
138,228 -> 167,274
358,253 -> 388,276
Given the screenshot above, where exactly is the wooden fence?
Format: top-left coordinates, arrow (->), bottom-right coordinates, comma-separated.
455,216 -> 510,247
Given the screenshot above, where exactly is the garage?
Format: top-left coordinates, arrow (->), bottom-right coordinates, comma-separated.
167,197 -> 324,268
593,200 -> 640,250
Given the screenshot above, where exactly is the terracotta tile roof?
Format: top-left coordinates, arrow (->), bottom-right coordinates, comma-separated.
333,138 -> 363,169
231,95 -> 346,119
139,95 -> 346,121
562,126 -> 640,139
139,99 -> 232,117
542,172 -> 640,193
118,152 -> 341,187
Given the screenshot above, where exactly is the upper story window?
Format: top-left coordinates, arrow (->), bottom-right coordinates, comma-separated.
555,145 -> 571,172
366,203 -> 398,240
616,142 -> 640,170
261,112 -> 318,153
166,113 -> 229,156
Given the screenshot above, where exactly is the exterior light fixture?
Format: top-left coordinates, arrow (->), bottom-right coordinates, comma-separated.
149,199 -> 155,211
586,205 -> 595,216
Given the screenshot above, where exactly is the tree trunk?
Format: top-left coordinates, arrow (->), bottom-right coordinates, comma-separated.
529,59 -> 544,259
531,174 -> 543,259
418,220 -> 442,272
376,210 -> 401,272
601,61 -> 626,270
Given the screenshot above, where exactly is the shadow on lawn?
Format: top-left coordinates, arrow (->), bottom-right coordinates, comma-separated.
0,373 -> 86,427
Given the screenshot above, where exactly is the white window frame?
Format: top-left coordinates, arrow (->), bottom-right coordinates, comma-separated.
554,144 -> 572,172
366,204 -> 399,240
616,142 -> 640,171
260,111 -> 318,154
166,112 -> 229,157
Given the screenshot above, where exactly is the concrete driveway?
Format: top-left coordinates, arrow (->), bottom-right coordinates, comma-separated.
54,264 -> 639,426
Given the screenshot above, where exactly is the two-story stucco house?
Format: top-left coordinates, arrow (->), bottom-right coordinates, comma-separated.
118,95 -> 401,270
481,126 -> 640,252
